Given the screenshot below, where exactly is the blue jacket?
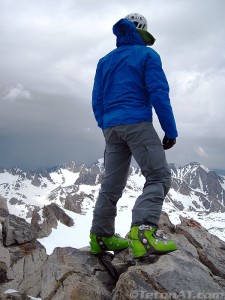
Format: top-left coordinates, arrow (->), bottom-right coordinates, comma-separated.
92,18 -> 178,139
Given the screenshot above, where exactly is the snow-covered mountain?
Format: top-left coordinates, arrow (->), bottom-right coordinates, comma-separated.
0,160 -> 225,251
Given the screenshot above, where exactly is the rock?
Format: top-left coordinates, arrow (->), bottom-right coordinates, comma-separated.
0,239 -> 47,297
31,206 -> 58,239
0,243 -> 11,284
0,208 -> 9,221
41,247 -> 112,300
9,198 -> 24,206
112,249 -> 223,299
42,204 -> 74,227
40,214 -> 225,300
176,217 -> 225,279
2,215 -> 38,246
0,212 -> 47,297
0,288 -> 45,299
31,175 -> 42,187
158,211 -> 176,233
62,161 -> 83,173
31,204 -> 74,239
0,195 -> 9,214
0,197 -> 9,242
0,209 -> 9,244
64,194 -> 83,214
111,215 -> 225,298
64,192 -> 94,215
111,248 -> 134,277
101,215 -> 225,299
30,208 -> 41,228
0,290 -> 31,299
75,167 -> 98,186
2,210 -> 225,299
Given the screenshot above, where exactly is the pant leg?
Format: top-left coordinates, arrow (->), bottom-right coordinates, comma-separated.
90,128 -> 132,237
117,122 -> 171,227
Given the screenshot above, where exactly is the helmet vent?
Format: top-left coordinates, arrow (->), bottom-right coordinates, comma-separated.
125,13 -> 148,31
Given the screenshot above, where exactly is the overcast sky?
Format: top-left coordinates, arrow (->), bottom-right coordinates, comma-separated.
0,0 -> 225,170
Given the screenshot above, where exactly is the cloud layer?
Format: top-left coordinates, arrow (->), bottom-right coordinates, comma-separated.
0,0 -> 225,170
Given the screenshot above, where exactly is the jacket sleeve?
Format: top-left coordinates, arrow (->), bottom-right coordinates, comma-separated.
144,51 -> 178,139
92,61 -> 104,129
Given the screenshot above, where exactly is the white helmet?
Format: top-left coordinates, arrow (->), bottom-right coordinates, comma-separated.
125,13 -> 148,31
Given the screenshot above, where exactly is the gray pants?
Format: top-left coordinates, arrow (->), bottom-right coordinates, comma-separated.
90,122 -> 171,237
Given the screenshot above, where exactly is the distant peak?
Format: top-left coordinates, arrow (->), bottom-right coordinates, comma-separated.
97,158 -> 104,165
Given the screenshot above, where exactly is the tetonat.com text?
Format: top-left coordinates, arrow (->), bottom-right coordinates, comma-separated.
129,290 -> 225,299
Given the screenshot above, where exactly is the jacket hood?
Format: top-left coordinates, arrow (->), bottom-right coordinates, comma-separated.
113,18 -> 146,47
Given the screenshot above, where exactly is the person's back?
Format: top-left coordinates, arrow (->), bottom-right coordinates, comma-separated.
97,45 -> 152,128
92,18 -> 177,139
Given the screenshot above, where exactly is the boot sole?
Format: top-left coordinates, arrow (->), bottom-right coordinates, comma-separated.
133,248 -> 177,259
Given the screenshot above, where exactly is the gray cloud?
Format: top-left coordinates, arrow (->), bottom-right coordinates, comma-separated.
0,0 -> 225,170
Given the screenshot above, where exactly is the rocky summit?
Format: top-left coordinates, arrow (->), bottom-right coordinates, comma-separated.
0,161 -> 225,299
1,196 -> 225,299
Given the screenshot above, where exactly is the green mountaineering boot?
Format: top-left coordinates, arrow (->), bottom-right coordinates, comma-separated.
129,225 -> 177,258
90,233 -> 129,255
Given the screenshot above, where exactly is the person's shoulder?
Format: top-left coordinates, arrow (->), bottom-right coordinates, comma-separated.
131,45 -> 160,60
143,46 -> 160,58
96,48 -> 117,66
139,47 -> 162,66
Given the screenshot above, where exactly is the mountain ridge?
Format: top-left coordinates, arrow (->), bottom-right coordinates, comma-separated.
0,160 -> 225,215
0,160 -> 225,244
